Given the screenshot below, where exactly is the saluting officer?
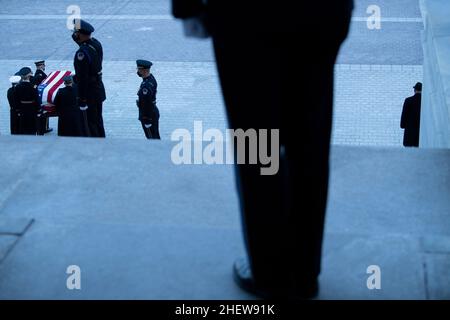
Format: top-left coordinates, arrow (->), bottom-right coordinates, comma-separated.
54,75 -> 85,137
72,19 -> 106,138
136,60 -> 160,139
14,67 -> 40,135
32,60 -> 52,135
7,75 -> 22,135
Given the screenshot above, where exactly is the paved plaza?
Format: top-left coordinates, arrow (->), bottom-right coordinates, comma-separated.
0,0 -> 424,146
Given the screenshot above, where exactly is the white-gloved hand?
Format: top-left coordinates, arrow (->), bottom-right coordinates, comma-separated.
183,15 -> 210,39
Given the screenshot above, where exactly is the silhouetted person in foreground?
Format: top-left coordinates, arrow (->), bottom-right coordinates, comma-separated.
401,82 -> 422,147
173,0 -> 353,299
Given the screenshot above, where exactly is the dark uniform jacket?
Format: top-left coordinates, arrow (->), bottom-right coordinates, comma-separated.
137,74 -> 158,122
7,85 -> 20,134
54,86 -> 84,137
31,69 -> 47,88
73,38 -> 106,105
14,81 -> 40,134
401,93 -> 422,147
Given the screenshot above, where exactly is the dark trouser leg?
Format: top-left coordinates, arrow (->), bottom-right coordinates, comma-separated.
10,110 -> 19,135
150,116 -> 160,139
36,113 -> 46,136
141,121 -> 153,139
86,104 -> 100,137
213,33 -> 286,291
96,103 -> 106,138
97,102 -> 106,138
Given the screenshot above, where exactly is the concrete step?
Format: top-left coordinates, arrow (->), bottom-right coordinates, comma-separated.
0,136 -> 449,299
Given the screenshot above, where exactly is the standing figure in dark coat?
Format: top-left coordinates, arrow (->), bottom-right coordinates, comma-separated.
173,0 -> 353,299
72,19 -> 107,138
7,75 -> 22,135
32,60 -> 53,134
14,67 -> 40,135
401,82 -> 422,147
136,59 -> 161,139
54,76 -> 85,137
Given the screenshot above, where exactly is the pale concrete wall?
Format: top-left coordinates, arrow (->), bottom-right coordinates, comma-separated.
420,0 -> 450,148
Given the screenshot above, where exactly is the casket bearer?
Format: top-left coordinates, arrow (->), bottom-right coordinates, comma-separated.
32,60 -> 53,134
7,75 -> 22,135
54,75 -> 86,137
14,67 -> 40,135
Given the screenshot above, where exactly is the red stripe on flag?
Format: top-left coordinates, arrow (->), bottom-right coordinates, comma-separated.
47,71 -> 68,104
42,71 -> 59,86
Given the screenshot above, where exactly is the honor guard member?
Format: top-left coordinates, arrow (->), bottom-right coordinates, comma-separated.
14,67 -> 40,135
7,75 -> 22,134
54,75 -> 85,137
136,60 -> 160,139
32,60 -> 52,134
72,19 -> 106,138
32,60 -> 47,88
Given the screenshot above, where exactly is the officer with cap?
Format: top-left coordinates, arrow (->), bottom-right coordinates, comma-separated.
7,75 -> 22,134
54,75 -> 85,137
72,19 -> 106,138
14,67 -> 40,135
32,60 -> 53,135
32,60 -> 47,88
136,59 -> 160,139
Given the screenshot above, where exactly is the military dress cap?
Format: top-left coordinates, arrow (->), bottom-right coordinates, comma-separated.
34,60 -> 45,66
63,75 -> 73,83
136,60 -> 153,69
9,75 -> 21,84
73,19 -> 95,35
18,67 -> 33,76
413,82 -> 422,90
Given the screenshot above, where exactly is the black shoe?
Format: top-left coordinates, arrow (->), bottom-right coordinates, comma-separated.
44,128 -> 53,134
232,258 -> 319,300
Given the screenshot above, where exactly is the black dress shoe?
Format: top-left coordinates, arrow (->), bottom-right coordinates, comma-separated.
232,258 -> 319,300
44,128 -> 53,134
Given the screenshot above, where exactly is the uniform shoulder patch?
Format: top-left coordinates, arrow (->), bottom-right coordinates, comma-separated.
77,51 -> 85,61
142,88 -> 149,95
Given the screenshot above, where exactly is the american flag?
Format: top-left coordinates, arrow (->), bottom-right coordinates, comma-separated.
37,70 -> 72,113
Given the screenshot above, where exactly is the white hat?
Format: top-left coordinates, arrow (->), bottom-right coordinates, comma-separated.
9,75 -> 21,84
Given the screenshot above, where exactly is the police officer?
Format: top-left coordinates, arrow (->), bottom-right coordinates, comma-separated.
7,75 -> 22,135
72,19 -> 106,138
136,60 -> 160,139
32,60 -> 52,134
14,67 -> 40,135
54,75 -> 85,137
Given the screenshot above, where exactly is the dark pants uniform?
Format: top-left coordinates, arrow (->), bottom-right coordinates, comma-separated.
10,109 -> 20,135
140,108 -> 160,139
18,106 -> 37,135
86,102 -> 105,138
210,5 -> 352,293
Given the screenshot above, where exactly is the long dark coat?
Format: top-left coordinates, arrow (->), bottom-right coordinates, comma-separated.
401,93 -> 422,147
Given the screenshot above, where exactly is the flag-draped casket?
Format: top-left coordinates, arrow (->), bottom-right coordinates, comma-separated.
37,70 -> 72,115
